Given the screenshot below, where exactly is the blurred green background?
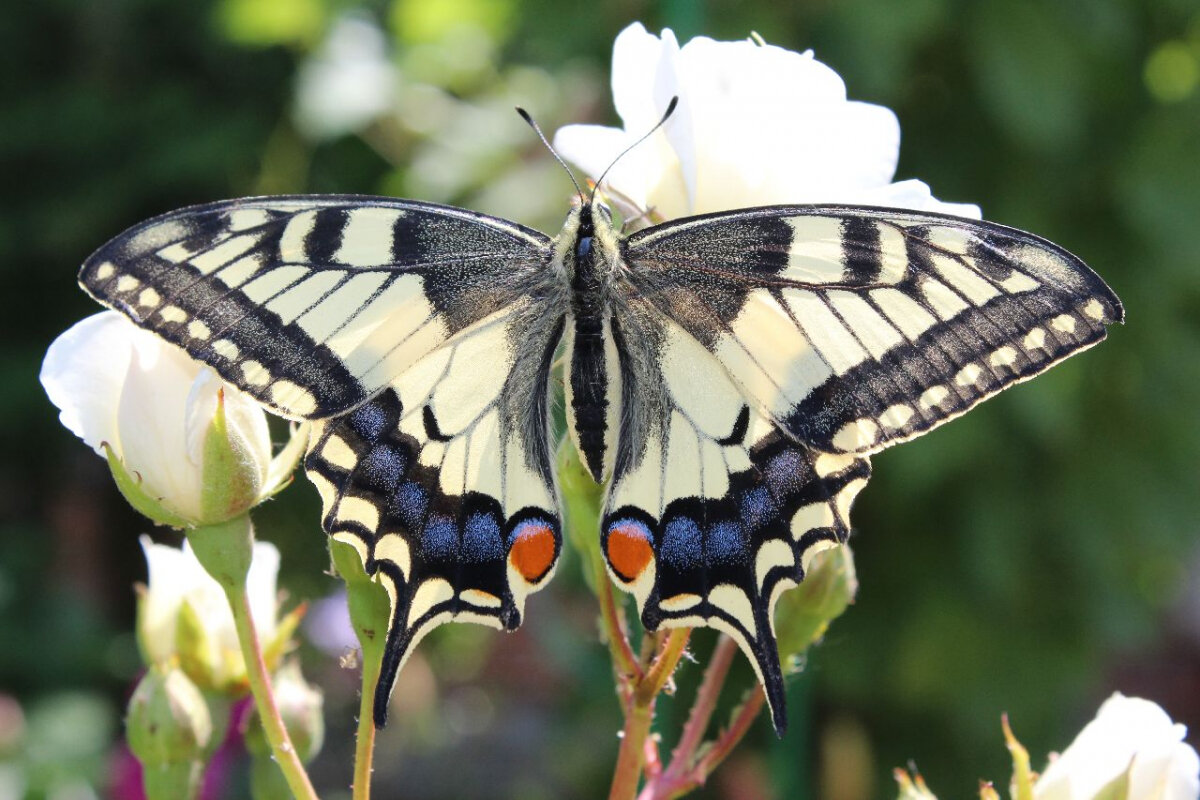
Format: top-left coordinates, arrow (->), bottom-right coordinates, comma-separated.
3,0 -> 1199,797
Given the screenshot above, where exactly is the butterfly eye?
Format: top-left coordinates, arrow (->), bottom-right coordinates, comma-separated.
508,519 -> 558,584
604,519 -> 655,583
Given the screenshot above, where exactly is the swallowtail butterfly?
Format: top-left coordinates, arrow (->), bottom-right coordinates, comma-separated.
79,172 -> 1121,735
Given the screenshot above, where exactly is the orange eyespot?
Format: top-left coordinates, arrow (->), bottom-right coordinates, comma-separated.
510,522 -> 557,583
605,521 -> 654,583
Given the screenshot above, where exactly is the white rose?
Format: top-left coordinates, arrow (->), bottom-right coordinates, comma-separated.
553,22 -> 980,220
1035,693 -> 1200,800
139,536 -> 282,691
41,311 -> 300,526
294,13 -> 399,141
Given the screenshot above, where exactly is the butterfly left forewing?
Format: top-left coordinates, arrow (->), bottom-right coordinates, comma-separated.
306,299 -> 565,725
599,306 -> 869,734
624,205 -> 1123,455
80,195 -> 553,419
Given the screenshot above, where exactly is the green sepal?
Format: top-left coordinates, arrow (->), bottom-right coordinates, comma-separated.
894,767 -> 939,800
1003,715 -> 1036,800
261,601 -> 306,674
329,537 -> 391,669
556,438 -> 605,592
1091,765 -> 1132,800
200,389 -> 264,523
774,544 -> 858,670
141,762 -> 206,800
103,443 -> 193,529
174,598 -> 220,692
126,664 -> 212,800
187,515 -> 254,593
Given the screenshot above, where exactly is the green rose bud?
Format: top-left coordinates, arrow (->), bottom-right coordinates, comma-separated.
125,664 -> 213,800
774,544 -> 858,671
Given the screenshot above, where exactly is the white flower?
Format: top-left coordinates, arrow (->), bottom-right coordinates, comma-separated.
553,22 -> 980,220
1035,693 -> 1200,800
294,14 -> 399,141
139,536 -> 282,691
41,311 -> 299,526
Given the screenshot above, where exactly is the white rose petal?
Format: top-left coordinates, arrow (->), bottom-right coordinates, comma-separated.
1035,693 -> 1200,800
553,22 -> 980,220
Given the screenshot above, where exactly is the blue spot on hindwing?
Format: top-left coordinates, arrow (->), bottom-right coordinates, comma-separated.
463,512 -> 503,562
740,486 -> 778,531
707,520 -> 749,565
358,444 -> 407,493
390,481 -> 428,530
348,402 -> 390,442
421,515 -> 457,560
661,517 -> 702,570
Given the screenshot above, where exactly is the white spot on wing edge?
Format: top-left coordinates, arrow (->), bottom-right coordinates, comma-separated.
879,404 -> 914,430
791,503 -> 835,538
989,346 -> 1019,368
954,363 -> 982,387
160,305 -> 187,324
919,385 -> 949,410
319,433 -> 357,470
1023,328 -> 1047,350
1051,314 -> 1077,334
188,320 -> 211,340
336,495 -> 380,532
407,578 -> 455,628
271,380 -> 319,416
212,339 -> 239,360
94,262 -> 115,280
831,418 -> 878,452
707,584 -> 757,638
660,593 -> 702,612
373,533 -> 412,578
755,539 -> 794,589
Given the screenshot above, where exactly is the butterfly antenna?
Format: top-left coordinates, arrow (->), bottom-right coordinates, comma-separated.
516,107 -> 586,205
590,96 -> 679,204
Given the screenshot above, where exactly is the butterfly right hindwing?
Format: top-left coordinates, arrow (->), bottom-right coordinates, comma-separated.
598,303 -> 870,734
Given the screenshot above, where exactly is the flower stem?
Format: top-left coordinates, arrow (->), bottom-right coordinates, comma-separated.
638,635 -> 765,800
227,586 -> 319,800
607,628 -> 692,800
609,694 -> 655,800
352,652 -> 381,800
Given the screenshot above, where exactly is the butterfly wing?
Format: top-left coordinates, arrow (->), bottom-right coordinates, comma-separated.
602,304 -> 869,734
623,205 -> 1123,454
604,205 -> 1122,733
79,196 -> 565,725
306,300 -> 564,725
80,195 -> 554,419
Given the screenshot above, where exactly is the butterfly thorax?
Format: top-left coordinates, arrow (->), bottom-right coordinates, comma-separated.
557,203 -> 624,484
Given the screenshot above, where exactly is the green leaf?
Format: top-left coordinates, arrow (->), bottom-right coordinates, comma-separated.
329,537 -> 391,669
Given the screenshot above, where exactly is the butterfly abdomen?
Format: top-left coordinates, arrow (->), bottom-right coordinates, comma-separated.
563,204 -> 624,483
